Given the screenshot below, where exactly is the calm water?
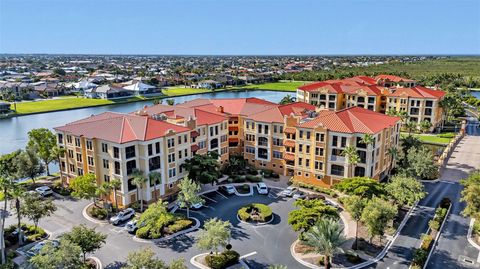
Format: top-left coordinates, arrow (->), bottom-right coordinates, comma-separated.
472,91 -> 480,100
0,90 -> 290,154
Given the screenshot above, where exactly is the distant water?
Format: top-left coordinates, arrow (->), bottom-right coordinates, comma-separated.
471,91 -> 480,100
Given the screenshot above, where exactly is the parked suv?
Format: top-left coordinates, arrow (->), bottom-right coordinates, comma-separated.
110,208 -> 135,225
256,182 -> 269,195
35,186 -> 53,197
218,185 -> 236,195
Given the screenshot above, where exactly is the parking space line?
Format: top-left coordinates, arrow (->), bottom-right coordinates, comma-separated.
201,195 -> 217,203
215,191 -> 228,199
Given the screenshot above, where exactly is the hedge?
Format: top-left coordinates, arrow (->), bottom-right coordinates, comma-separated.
205,250 -> 240,269
90,207 -> 108,220
246,175 -> 262,182
237,203 -> 273,222
166,219 -> 193,234
293,181 -> 338,197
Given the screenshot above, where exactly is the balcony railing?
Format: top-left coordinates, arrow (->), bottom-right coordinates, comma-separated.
330,155 -> 345,162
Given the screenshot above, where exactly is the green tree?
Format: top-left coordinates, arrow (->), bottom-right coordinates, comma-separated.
460,171 -> 480,218
9,185 -> 26,246
196,218 -> 231,254
26,128 -> 56,175
419,120 -> 432,133
131,169 -> 148,212
279,94 -> 295,105
15,148 -> 44,185
302,218 -> 346,269
182,151 -> 221,185
62,225 -> 107,262
149,171 -> 162,202
288,199 -> 338,235
404,120 -> 418,136
343,195 -> 366,249
137,200 -> 173,239
333,177 -> 385,198
360,134 -> 375,149
124,248 -> 186,269
166,99 -> 175,106
70,174 -> 97,205
20,193 -> 57,229
109,178 -> 122,211
51,146 -> 66,185
361,197 -> 397,243
52,68 -> 67,77
177,176 -> 204,218
30,239 -> 84,269
385,176 -> 426,206
387,147 -> 399,175
342,146 -> 360,177
403,146 -> 438,180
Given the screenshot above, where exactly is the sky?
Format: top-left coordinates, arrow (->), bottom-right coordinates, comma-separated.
0,0 -> 479,55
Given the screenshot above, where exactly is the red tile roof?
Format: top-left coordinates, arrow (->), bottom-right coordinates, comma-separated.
247,102 -> 316,123
375,75 -> 415,83
54,112 -> 190,143
387,86 -> 446,99
297,107 -> 400,134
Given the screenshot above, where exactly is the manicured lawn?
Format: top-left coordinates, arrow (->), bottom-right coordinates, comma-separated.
401,132 -> 456,145
162,87 -> 212,96
14,98 -> 114,114
239,81 -> 309,92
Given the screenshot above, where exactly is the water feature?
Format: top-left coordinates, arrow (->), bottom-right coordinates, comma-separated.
0,90 -> 290,154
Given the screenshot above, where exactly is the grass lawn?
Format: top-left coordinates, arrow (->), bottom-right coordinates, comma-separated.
14,98 -> 114,114
239,81 -> 309,92
401,132 -> 456,145
162,87 -> 212,96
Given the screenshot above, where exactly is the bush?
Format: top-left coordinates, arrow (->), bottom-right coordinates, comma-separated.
205,250 -> 240,269
238,207 -> 250,221
247,169 -> 258,175
166,219 -> 193,234
412,248 -> 428,266
136,226 -> 150,239
246,175 -> 262,182
420,234 -> 433,250
237,203 -> 273,222
428,219 -> 440,231
271,173 -> 280,179
262,169 -> 273,178
294,181 -> 338,197
345,252 -> 362,263
90,207 -> 108,220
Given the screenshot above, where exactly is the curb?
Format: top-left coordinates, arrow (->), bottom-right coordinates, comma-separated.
290,201 -> 419,269
467,218 -> 480,250
236,213 -> 275,226
87,256 -> 103,269
132,217 -> 200,243
82,203 -> 109,225
190,253 -> 210,269
422,202 -> 452,269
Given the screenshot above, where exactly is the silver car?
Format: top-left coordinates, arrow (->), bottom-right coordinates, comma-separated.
110,208 -> 135,225
35,186 -> 53,197
280,186 -> 298,197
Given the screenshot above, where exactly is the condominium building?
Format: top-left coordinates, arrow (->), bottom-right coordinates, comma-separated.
54,97 -> 401,206
296,75 -> 445,131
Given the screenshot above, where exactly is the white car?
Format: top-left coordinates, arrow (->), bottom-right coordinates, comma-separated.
110,208 -> 135,225
256,182 -> 269,195
26,240 -> 59,257
177,200 -> 204,210
293,191 -> 307,200
218,185 -> 236,195
280,186 -> 298,197
35,186 -> 53,197
125,219 -> 144,234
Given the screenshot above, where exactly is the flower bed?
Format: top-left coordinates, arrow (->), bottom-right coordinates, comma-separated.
86,204 -> 109,220
4,223 -> 47,248
237,203 -> 273,223
235,184 -> 251,194
136,214 -> 193,239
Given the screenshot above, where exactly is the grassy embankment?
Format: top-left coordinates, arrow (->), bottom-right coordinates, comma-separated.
401,132 -> 456,145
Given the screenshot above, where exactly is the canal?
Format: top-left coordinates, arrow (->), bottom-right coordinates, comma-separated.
0,90 -> 290,155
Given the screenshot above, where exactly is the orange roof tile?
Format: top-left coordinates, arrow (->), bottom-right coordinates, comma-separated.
386,86 -> 446,99
284,140 -> 296,147
284,127 -> 296,134
284,152 -> 295,161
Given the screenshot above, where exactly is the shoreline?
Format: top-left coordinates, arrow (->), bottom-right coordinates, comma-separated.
0,87 -> 296,119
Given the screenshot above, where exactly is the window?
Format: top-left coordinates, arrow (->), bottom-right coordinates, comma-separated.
76,153 -> 82,162
102,143 -> 108,153
246,146 -> 255,154
69,164 -> 75,173
155,142 -> 160,154
306,132 -> 311,139
306,145 -> 310,154
341,137 -> 347,147
148,144 -> 153,156
103,159 -> 109,169
125,145 -> 136,159
58,133 -> 64,144
114,161 -> 120,175
305,159 -> 310,167
169,168 -> 176,178
178,136 -> 182,145
299,130 -> 303,139
299,144 -> 303,152
257,124 -> 262,134
210,138 -> 219,149
127,178 -> 136,192
77,168 -> 83,176
178,150 -> 182,159
298,158 -> 302,165
67,135 -> 72,144
184,134 -> 188,143
75,138 -> 81,147
68,149 -> 74,158
274,125 -> 277,133
168,153 -> 175,163
87,156 -> 94,166
273,138 -> 282,146
315,147 -> 324,156
103,175 -> 110,182
279,126 -> 283,133
315,161 -> 323,170
86,140 -> 93,150
273,151 -> 282,159
316,133 -> 325,142
221,147 -> 228,155
113,147 -> 119,158
332,136 -> 338,146
258,148 -> 268,159
149,156 -> 161,171
185,149 -> 188,157
126,160 -> 136,175
331,164 -> 344,176
168,138 -> 174,148
198,140 -> 206,149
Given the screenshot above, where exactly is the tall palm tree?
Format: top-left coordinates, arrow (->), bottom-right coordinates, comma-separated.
109,179 -> 122,211
360,134 -> 374,150
0,177 -> 13,264
132,169 -> 148,212
50,146 -> 66,185
280,94 -> 296,105
303,218 -> 346,269
9,185 -> 25,246
342,146 -> 360,177
419,120 -> 432,134
148,171 -> 162,202
387,147 -> 399,176
404,120 -> 417,136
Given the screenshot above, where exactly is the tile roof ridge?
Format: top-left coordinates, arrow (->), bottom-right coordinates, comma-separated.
347,109 -> 373,133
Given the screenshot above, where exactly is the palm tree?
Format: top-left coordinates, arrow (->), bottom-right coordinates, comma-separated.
419,120 -> 432,134
303,218 -> 346,269
342,146 -> 360,177
148,171 -> 162,202
51,146 -> 66,185
109,179 -> 122,212
9,185 -> 25,246
404,120 -> 417,136
280,94 -> 296,105
387,147 -> 399,176
132,169 -> 148,212
166,99 -> 175,106
0,177 -> 13,264
360,134 -> 374,150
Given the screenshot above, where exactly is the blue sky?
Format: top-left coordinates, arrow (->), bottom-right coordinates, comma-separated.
1,0 -> 479,55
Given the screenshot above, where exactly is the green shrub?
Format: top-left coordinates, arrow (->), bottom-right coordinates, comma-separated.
428,219 -> 440,231
262,169 -> 273,178
136,226 -> 150,239
435,207 -> 447,219
237,203 -> 272,222
248,169 -> 258,175
238,207 -> 250,221
166,219 -> 193,234
420,234 -> 433,250
412,248 -> 428,266
90,207 -> 108,220
246,175 -> 262,182
345,252 -> 362,263
205,250 -> 240,269
294,181 -> 337,197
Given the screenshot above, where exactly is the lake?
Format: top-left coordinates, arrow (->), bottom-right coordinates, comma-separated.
471,91 -> 480,100
0,90 -> 291,155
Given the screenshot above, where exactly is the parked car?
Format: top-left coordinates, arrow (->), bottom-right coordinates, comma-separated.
110,208 -> 135,225
256,182 -> 268,195
293,191 -> 307,200
35,186 -> 53,197
325,200 -> 340,209
280,186 -> 297,197
177,200 -> 204,210
218,185 -> 236,195
306,193 -> 326,200
125,219 -> 144,234
26,240 -> 59,257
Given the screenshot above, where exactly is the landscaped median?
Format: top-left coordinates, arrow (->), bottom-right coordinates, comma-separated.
237,203 -> 274,225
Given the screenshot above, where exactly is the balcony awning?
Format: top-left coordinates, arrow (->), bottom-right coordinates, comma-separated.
191,131 -> 199,138
191,144 -> 199,152
283,140 -> 295,148
284,153 -> 295,161
229,137 -> 239,143
229,126 -> 239,131
284,127 -> 296,134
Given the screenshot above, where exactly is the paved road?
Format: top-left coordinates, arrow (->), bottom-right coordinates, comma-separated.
427,117 -> 480,269
367,117 -> 480,269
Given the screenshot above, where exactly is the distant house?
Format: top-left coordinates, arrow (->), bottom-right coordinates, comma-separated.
73,79 -> 98,92
33,82 -> 64,97
197,80 -> 223,89
122,81 -> 158,96
87,85 -> 133,99
0,102 -> 10,113
0,81 -> 34,99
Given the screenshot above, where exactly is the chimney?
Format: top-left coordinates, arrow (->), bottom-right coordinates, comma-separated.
217,106 -> 224,113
